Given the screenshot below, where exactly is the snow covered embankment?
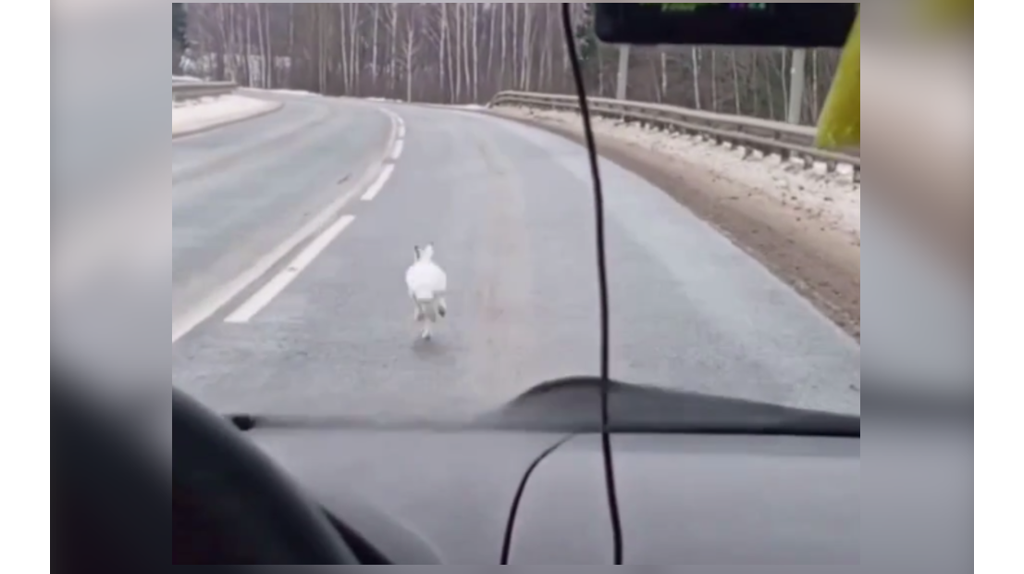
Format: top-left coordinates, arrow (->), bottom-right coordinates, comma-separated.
496,106 -> 861,244
172,94 -> 282,137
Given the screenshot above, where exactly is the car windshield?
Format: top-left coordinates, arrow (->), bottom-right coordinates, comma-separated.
167,3 -> 863,423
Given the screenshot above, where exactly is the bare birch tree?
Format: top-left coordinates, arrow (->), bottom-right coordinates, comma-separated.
184,3 -> 842,123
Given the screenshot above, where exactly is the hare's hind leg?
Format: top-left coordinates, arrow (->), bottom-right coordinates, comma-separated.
437,297 -> 448,318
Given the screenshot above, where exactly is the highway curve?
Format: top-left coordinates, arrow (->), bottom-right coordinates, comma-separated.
171,97 -> 861,421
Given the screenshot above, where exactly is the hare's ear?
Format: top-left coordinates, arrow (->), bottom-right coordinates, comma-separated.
413,246 -> 422,261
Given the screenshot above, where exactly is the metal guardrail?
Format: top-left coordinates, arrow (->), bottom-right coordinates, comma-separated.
489,91 -> 860,180
172,81 -> 237,103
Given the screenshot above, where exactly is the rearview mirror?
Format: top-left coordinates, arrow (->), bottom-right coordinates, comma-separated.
594,3 -> 859,48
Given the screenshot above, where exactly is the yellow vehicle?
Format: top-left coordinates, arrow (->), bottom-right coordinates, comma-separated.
816,11 -> 860,150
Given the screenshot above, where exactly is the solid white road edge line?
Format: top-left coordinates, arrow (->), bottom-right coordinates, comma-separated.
224,215 -> 356,324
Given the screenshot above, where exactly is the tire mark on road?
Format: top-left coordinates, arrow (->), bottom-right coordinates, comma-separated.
461,133 -> 540,406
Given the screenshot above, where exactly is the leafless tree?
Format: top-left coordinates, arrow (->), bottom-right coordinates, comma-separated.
184,3 -> 842,124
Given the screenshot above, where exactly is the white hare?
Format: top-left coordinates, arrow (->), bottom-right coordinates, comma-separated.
405,244 -> 448,340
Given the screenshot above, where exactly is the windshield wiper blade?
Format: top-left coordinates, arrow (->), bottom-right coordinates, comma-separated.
224,377 -> 860,437
224,413 -> 480,433
478,377 -> 859,436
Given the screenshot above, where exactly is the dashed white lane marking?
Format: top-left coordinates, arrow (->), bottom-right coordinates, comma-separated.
172,106 -> 403,343
360,163 -> 395,202
224,215 -> 357,324
222,107 -> 402,323
171,180 -> 366,343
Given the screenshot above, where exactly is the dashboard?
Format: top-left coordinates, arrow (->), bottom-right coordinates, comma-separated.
247,426 -> 859,565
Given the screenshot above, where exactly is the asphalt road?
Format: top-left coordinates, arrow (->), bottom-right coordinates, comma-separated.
172,92 -> 391,328
172,94 -> 861,421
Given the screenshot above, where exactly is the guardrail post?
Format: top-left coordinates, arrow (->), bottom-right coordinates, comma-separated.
787,49 -> 807,125
616,45 -> 631,102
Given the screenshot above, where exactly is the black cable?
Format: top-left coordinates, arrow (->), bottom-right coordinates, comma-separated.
500,434 -> 578,564
560,4 -> 624,565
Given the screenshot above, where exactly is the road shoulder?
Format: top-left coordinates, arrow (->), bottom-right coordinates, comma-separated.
172,95 -> 284,139
487,108 -> 861,341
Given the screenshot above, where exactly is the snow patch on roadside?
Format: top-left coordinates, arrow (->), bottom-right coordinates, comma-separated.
500,106 -> 861,240
172,94 -> 279,136
266,88 -> 320,97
